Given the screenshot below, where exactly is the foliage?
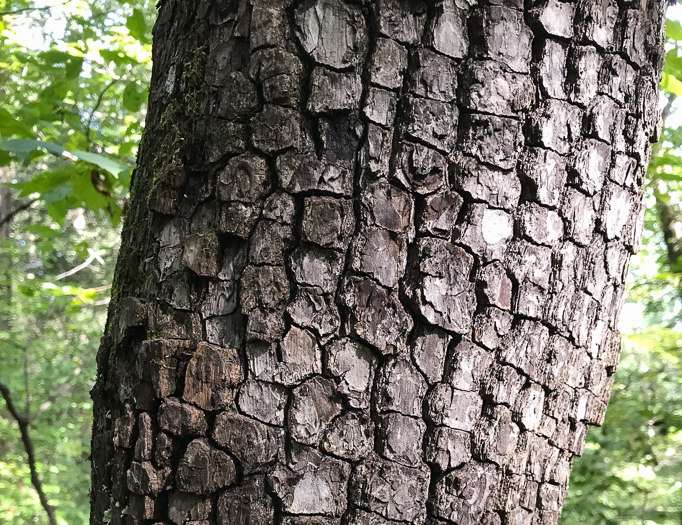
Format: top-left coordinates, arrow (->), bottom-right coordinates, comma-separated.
0,0 -> 154,523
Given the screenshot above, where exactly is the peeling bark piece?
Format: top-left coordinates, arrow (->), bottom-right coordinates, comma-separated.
252,104 -> 301,154
220,201 -> 261,239
342,275 -> 413,354
576,0 -> 618,49
569,139 -> 610,197
471,6 -> 533,73
403,96 -> 458,153
248,326 -> 322,386
270,446 -> 351,517
351,456 -> 430,522
326,338 -> 376,409
407,237 -> 476,334
168,492 -> 211,525
393,142 -> 447,195
456,204 -> 513,261
295,0 -> 367,69
461,61 -> 533,117
433,462 -> 501,525
127,461 -> 170,496
452,157 -> 521,211
176,439 -> 236,494
263,190 -> 296,225
362,181 -> 414,234
417,190 -> 463,238
472,405 -> 519,465
562,188 -> 596,246
290,246 -> 344,294
602,183 -> 634,240
529,100 -> 582,155
217,152 -> 269,203
364,87 -> 398,127
143,339 -> 189,399
249,220 -> 292,266
407,48 -> 459,102
287,287 -> 340,342
249,6 -> 289,51
205,313 -> 243,349
322,411 -> 374,460
505,239 -> 553,289
518,203 -> 564,246
568,46 -> 603,107
158,398 -> 208,437
425,427 -> 472,471
376,358 -> 427,417
183,342 -> 241,410
216,72 -> 259,120
473,307 -> 514,350
212,412 -> 279,473
237,379 -> 288,426
477,262 -> 512,310
278,152 -> 353,196
154,431 -> 175,468
309,68 -> 362,114
426,383 -> 482,431
350,226 -> 406,288
499,320 -> 550,382
217,476 -> 274,525
538,39 -> 568,100
240,265 -> 290,311
345,510 -> 405,525
283,518 -> 341,525
134,413 -> 153,461
289,377 -> 343,445
411,326 -> 451,384
201,279 -> 238,318
149,303 -> 202,341
368,37 -> 408,91
445,339 -> 493,392
376,0 -> 427,45
513,383 -> 546,432
530,0 -> 575,39
459,113 -> 523,170
302,196 -> 355,250
519,147 -> 567,208
376,413 -> 426,467
128,493 -> 156,520
425,0 -> 468,59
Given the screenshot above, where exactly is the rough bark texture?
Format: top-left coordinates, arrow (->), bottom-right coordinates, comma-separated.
91,1 -> 667,524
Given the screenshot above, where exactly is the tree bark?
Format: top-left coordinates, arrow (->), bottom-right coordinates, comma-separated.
91,1 -> 667,524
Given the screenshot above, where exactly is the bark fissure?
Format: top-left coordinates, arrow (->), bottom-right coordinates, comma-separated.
91,0 -> 667,524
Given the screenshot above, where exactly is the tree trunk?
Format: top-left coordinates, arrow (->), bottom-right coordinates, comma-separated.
91,1 -> 667,524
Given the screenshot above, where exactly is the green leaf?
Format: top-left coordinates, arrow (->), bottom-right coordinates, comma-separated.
1,139 -> 132,176
122,81 -> 145,112
71,150 -> 132,177
1,139 -> 65,163
125,9 -> 147,42
0,109 -> 34,139
19,166 -> 73,197
661,72 -> 682,96
667,20 -> 682,42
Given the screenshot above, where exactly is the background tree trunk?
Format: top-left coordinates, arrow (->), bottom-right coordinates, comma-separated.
91,1 -> 666,524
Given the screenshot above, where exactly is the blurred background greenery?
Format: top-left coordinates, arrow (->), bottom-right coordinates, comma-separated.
0,1 -> 680,524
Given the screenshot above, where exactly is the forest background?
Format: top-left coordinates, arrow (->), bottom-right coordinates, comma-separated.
0,1 -> 681,523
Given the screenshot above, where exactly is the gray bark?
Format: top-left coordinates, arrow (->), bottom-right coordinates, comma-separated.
91,1 -> 667,524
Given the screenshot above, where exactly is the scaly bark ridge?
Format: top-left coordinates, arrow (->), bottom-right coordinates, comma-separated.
91,1 -> 666,524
